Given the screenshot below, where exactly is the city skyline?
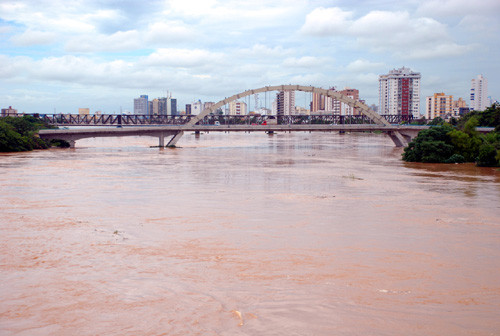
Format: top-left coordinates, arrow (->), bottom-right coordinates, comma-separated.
1,0 -> 499,114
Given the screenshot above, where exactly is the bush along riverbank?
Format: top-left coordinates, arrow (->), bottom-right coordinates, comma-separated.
402,104 -> 500,167
0,115 -> 69,152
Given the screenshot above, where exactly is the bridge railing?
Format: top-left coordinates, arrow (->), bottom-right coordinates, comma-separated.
4,113 -> 414,126
180,114 -> 414,126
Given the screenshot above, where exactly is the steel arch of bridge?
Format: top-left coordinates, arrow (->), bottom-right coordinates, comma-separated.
185,85 -> 391,127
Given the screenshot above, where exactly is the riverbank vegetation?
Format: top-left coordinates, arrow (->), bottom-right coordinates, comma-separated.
403,104 -> 500,166
0,115 -> 68,152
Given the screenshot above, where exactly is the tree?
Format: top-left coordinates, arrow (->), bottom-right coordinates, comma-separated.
448,129 -> 481,161
476,143 -> 499,167
0,115 -> 51,152
428,117 -> 445,125
402,125 -> 455,163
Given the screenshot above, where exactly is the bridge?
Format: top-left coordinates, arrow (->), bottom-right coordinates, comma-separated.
38,123 -> 428,148
32,83 -> 492,148
36,85 -> 424,148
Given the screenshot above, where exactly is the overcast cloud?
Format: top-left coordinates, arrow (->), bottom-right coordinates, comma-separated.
0,0 -> 498,113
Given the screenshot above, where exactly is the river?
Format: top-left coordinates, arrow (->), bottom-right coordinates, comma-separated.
1,132 -> 499,335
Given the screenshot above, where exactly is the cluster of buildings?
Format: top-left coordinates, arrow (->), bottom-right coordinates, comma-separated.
131,69 -> 491,121
425,74 -> 490,120
377,68 -> 492,121
133,93 -> 177,116
133,87 -> 364,117
2,69 -> 494,119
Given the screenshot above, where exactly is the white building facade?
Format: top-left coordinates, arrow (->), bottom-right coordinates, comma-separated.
191,100 -> 203,115
134,95 -> 149,115
470,74 -> 488,111
276,90 -> 295,116
379,67 -> 421,118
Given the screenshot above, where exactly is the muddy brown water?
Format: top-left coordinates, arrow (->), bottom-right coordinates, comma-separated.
1,132 -> 499,335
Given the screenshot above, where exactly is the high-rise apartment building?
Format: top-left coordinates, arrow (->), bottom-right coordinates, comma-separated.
276,90 -> 295,116
470,74 -> 488,111
152,99 -> 160,115
425,93 -> 453,120
379,67 -> 421,117
311,91 -> 326,113
158,96 -> 177,115
134,95 -> 149,115
168,98 -> 177,115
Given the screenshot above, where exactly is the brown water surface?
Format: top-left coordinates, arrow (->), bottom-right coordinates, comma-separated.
1,132 -> 499,335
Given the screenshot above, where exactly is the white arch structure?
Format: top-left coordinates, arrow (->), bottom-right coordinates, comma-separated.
167,85 -> 408,147
186,84 -> 390,127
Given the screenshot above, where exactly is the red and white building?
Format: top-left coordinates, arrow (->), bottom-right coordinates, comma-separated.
379,67 -> 421,118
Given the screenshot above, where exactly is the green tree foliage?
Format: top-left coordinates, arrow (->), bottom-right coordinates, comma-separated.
457,103 -> 500,129
448,129 -> 481,161
476,143 -> 498,167
0,115 -> 56,152
404,105 -> 500,167
428,117 -> 445,125
402,125 -> 455,163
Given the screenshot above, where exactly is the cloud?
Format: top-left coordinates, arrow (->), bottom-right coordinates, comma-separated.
65,30 -> 141,52
10,29 -> 56,46
145,21 -> 195,44
283,56 -> 331,68
401,43 -> 474,59
300,7 -> 353,36
239,44 -> 293,58
165,0 -> 305,29
0,25 -> 13,34
300,7 -> 473,59
417,0 -> 500,17
346,59 -> 385,72
141,48 -> 225,68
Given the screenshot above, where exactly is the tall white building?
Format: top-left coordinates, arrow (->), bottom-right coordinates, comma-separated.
379,67 -> 421,118
470,74 -> 488,111
134,95 -> 149,115
191,100 -> 203,115
276,90 -> 295,116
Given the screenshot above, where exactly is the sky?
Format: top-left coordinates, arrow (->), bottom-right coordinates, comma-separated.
0,0 -> 499,114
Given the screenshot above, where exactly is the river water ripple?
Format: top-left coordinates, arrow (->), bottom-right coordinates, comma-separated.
1,132 -> 499,335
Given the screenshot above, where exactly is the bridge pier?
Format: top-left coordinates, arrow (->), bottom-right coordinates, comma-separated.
387,131 -> 408,147
167,131 -> 184,147
159,134 -> 165,147
68,139 -> 76,148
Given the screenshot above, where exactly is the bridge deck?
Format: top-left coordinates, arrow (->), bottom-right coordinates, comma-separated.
38,124 -> 430,136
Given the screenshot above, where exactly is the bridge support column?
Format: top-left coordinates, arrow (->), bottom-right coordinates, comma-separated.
159,134 -> 165,147
387,131 -> 408,147
68,139 -> 76,148
167,131 -> 184,147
